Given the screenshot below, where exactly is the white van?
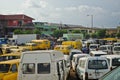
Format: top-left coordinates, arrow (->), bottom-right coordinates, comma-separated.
18,50 -> 67,80
90,51 -> 107,57
113,42 -> 120,46
64,55 -> 70,77
101,55 -> 120,70
89,44 -> 100,51
99,45 -> 113,54
76,57 -> 110,80
113,46 -> 120,55
71,54 -> 90,71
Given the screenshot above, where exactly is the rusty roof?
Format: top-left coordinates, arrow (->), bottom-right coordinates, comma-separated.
0,14 -> 34,20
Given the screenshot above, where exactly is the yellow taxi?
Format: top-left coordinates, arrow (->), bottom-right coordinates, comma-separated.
0,59 -> 20,80
0,53 -> 21,61
54,45 -> 73,55
31,39 -> 50,50
25,42 -> 38,51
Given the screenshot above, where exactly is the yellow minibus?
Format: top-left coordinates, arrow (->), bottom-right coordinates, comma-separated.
31,39 -> 50,50
0,59 -> 20,80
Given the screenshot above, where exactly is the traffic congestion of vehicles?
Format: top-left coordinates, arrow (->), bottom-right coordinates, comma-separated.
0,37 -> 120,80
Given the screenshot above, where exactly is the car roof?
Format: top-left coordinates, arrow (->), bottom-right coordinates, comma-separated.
101,55 -> 120,58
90,51 -> 107,54
73,54 -> 89,57
100,45 -> 113,47
0,59 -> 20,64
70,49 -> 82,52
79,56 -> 107,60
0,53 -> 21,56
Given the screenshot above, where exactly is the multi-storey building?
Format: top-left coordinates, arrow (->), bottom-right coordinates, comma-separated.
0,14 -> 34,37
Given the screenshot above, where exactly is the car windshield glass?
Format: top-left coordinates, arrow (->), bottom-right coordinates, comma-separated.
99,47 -> 107,50
88,60 -> 108,69
112,58 -> 120,66
0,64 -> 10,72
114,47 -> 120,51
95,54 -> 106,56
90,46 -> 97,48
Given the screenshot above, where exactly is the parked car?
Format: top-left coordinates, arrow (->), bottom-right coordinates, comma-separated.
113,42 -> 120,46
99,66 -> 120,80
76,57 -> 110,80
101,55 -> 120,70
99,45 -> 113,54
113,46 -> 120,55
69,49 -> 82,67
0,53 -> 21,61
90,51 -> 107,56
71,54 -> 90,71
89,44 -> 100,51
54,45 -> 73,55
64,55 -> 70,78
0,59 -> 20,80
18,50 -> 68,80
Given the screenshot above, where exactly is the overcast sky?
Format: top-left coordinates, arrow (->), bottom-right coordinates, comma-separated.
0,0 -> 120,28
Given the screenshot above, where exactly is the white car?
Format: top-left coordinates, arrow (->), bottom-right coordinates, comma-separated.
90,51 -> 107,57
101,55 -> 120,70
64,55 -> 70,77
76,57 -> 110,80
89,44 -> 100,51
69,49 -> 82,65
113,46 -> 120,55
113,42 -> 120,46
71,54 -> 90,71
99,45 -> 113,54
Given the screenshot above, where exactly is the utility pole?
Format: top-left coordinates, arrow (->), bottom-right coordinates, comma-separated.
87,14 -> 93,29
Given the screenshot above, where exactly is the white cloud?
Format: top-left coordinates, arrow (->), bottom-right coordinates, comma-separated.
77,5 -> 107,15
64,7 -> 77,11
22,0 -> 47,9
112,12 -> 120,16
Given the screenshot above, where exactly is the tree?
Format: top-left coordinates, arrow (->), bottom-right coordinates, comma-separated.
72,30 -> 81,33
116,32 -> 120,38
91,33 -> 97,38
23,30 -> 32,34
53,30 -> 67,38
96,29 -> 106,38
14,29 -> 23,34
33,28 -> 41,34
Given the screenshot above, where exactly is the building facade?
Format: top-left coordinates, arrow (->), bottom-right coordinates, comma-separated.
0,14 -> 34,37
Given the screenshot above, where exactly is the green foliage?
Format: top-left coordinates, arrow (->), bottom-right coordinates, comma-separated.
33,29 -> 41,34
14,29 -> 40,34
72,30 -> 81,33
91,33 -> 97,38
23,30 -> 32,34
14,29 -> 23,34
53,30 -> 67,38
96,29 -> 106,38
116,32 -> 120,38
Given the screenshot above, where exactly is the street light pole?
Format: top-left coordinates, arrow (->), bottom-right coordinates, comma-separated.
87,14 -> 93,29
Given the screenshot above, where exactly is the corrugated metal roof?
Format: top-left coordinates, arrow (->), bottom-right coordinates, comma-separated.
0,14 -> 34,20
